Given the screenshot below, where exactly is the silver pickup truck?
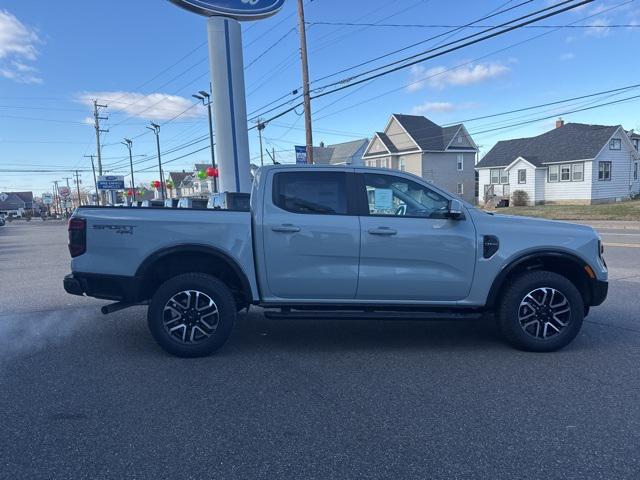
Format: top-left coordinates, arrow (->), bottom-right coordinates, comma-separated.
64,165 -> 608,357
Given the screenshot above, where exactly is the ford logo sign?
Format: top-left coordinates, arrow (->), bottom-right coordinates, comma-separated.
169,0 -> 285,20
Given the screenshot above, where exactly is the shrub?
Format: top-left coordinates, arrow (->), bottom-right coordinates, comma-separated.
511,190 -> 530,207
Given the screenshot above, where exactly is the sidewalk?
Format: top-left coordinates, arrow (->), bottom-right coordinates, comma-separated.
569,220 -> 640,231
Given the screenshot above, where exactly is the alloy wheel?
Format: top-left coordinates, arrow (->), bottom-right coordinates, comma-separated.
163,290 -> 219,344
518,287 -> 572,339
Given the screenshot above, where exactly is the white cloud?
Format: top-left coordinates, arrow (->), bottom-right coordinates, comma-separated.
559,52 -> 576,61
407,62 -> 510,92
0,10 -> 42,84
410,101 -> 478,115
412,102 -> 456,114
584,18 -> 611,37
76,91 -> 204,121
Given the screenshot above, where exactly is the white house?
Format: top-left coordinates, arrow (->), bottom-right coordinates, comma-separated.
476,121 -> 640,206
362,114 -> 478,203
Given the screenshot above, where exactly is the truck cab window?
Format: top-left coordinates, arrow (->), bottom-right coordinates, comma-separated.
273,171 -> 348,215
363,173 -> 449,219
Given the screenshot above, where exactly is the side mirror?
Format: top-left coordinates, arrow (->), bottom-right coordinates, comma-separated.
447,199 -> 464,220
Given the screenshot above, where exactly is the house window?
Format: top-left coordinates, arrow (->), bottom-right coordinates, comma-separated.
560,165 -> 571,182
457,135 -> 463,144
571,163 -> 584,181
609,138 -> 621,150
548,165 -> 559,182
375,159 -> 381,168
634,162 -> 638,181
633,139 -> 639,151
457,183 -> 464,195
598,161 -> 612,181
490,168 -> 507,184
518,169 -> 526,184
399,158 -> 406,172
457,154 -> 464,171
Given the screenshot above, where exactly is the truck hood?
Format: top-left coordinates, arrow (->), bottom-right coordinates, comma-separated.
470,209 -> 598,238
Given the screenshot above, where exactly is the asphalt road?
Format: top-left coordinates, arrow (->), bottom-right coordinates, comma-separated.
1,220 -> 639,480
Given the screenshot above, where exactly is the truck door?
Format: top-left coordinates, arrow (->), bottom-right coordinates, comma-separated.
261,170 -> 360,300
356,172 -> 476,302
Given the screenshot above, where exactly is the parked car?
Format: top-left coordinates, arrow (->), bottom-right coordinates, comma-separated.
177,197 -> 208,209
64,165 -> 608,357
0,216 -> 5,227
164,198 -> 179,208
141,200 -> 165,208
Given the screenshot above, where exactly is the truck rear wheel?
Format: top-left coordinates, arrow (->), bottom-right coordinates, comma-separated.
497,270 -> 584,352
147,273 -> 236,357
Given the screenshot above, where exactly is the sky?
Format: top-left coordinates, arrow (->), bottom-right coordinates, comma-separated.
0,0 -> 639,195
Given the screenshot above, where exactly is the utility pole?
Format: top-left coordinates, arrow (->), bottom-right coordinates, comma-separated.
193,89 -> 217,193
256,119 -> 265,167
122,138 -> 136,202
63,177 -> 72,215
53,181 -> 60,216
297,0 -> 313,164
93,100 -> 108,203
147,122 -> 165,200
84,154 -> 99,205
74,171 -> 82,207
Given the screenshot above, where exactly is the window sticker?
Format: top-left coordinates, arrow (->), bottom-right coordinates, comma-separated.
374,188 -> 393,210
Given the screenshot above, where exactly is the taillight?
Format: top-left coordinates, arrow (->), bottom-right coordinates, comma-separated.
68,218 -> 86,258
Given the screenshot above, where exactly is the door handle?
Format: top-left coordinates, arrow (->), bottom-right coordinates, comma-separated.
272,224 -> 301,233
368,227 -> 397,236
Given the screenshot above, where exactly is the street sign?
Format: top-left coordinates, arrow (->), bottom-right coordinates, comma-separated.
42,193 -> 53,205
97,175 -> 125,191
169,0 -> 285,20
58,186 -> 71,198
295,146 -> 307,165
0,193 -> 8,202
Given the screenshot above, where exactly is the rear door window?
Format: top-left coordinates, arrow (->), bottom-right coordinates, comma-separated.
273,172 -> 349,215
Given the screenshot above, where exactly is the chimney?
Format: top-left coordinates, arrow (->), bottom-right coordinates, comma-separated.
320,141 -> 325,148
556,118 -> 565,129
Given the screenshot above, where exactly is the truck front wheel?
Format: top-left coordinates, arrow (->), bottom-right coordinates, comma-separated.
497,271 -> 584,352
147,273 -> 236,357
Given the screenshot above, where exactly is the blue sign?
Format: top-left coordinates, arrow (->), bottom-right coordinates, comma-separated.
295,146 -> 307,165
97,175 -> 126,191
169,0 -> 285,20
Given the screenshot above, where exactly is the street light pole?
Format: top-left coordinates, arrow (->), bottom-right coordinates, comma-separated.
122,138 -> 136,202
147,122 -> 165,200
193,90 -> 217,193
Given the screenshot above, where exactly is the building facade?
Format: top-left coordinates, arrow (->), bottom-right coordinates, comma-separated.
476,121 -> 640,206
361,114 -> 478,203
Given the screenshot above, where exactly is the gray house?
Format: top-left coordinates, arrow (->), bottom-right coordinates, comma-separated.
313,138 -> 369,166
476,121 -> 640,206
362,114 -> 478,202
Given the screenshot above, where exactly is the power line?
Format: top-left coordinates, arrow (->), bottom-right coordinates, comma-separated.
305,22 -> 640,29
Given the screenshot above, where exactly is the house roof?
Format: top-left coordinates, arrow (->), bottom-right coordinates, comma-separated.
168,171 -> 192,187
476,123 -> 621,169
0,191 -> 33,210
313,138 -> 369,165
375,132 -> 399,153
393,114 -> 472,152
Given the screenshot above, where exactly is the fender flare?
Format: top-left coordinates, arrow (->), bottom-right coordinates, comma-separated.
135,244 -> 254,302
485,249 -> 592,308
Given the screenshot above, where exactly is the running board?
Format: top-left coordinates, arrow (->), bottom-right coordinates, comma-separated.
263,310 -> 484,321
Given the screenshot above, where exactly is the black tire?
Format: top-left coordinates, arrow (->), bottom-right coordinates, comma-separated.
147,273 -> 236,357
497,270 -> 584,352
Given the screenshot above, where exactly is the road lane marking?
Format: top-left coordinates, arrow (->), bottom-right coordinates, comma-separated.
604,242 -> 640,248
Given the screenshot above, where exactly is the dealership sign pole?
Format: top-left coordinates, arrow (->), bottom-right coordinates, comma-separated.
169,0 -> 285,193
